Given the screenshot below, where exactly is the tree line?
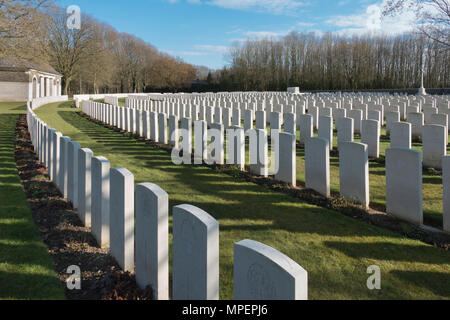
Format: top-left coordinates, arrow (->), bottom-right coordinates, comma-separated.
209,31 -> 449,92
1,1 -> 448,95
1,1 -> 197,95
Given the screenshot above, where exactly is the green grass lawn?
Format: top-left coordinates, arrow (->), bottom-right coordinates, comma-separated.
97,103 -> 448,227
36,101 -> 450,300
292,126 -> 450,228
0,102 -> 65,300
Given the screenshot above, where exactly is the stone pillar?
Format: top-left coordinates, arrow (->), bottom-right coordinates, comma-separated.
40,77 -> 45,97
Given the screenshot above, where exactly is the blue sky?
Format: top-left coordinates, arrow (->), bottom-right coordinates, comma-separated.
56,0 -> 417,69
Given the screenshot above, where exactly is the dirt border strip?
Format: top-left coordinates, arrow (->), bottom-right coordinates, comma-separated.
79,111 -> 450,251
14,115 -> 154,300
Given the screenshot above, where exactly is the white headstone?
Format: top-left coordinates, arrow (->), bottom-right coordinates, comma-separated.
337,117 -> 354,148
135,183 -> 169,300
172,204 -> 219,300
226,126 -> 245,170
234,239 -> 308,300
305,137 -> 330,197
158,113 -> 167,144
275,132 -> 296,186
78,148 -> 93,227
68,141 -> 80,208
249,129 -> 268,177
59,136 -> 70,198
390,122 -> 412,149
318,116 -> 333,151
361,120 -> 380,158
385,148 -> 423,225
299,114 -> 313,145
339,142 -> 369,208
110,167 -> 135,271
91,156 -> 110,247
443,155 -> 450,233
422,124 -> 447,169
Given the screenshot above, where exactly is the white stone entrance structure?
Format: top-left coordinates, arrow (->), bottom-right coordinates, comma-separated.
0,57 -> 63,102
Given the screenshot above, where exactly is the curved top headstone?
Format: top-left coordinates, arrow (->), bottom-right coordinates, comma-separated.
172,204 -> 219,300
234,239 -> 308,300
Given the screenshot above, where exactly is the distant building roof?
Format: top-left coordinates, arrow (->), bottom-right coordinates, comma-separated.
0,57 -> 61,76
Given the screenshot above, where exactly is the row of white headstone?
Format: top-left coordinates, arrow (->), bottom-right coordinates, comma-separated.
85,98 -> 450,232
104,96 -> 119,106
122,93 -> 449,169
26,106 -> 309,300
122,92 -> 449,123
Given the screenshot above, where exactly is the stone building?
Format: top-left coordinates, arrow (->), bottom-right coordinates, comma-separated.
0,57 -> 63,102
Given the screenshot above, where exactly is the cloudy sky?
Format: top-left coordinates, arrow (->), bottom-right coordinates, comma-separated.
57,0 -> 417,69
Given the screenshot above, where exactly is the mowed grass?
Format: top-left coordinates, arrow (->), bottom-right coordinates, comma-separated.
99,99 -> 448,227
36,101 -> 450,300
0,102 -> 65,300
291,125 -> 450,228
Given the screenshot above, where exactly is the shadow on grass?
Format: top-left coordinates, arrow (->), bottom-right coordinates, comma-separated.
0,271 -> 64,300
0,114 -> 65,300
57,110 -> 383,238
390,270 -> 450,297
324,241 -> 449,265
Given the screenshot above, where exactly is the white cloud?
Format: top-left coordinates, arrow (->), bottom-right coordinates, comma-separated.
194,45 -> 229,53
338,0 -> 350,6
165,44 -> 229,58
297,21 -> 315,27
244,30 -> 290,38
326,0 -> 417,36
163,49 -> 208,56
166,0 -> 307,15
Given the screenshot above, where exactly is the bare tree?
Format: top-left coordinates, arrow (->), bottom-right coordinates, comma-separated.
0,0 -> 53,59
216,31 -> 449,91
42,8 -> 98,94
383,0 -> 450,48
